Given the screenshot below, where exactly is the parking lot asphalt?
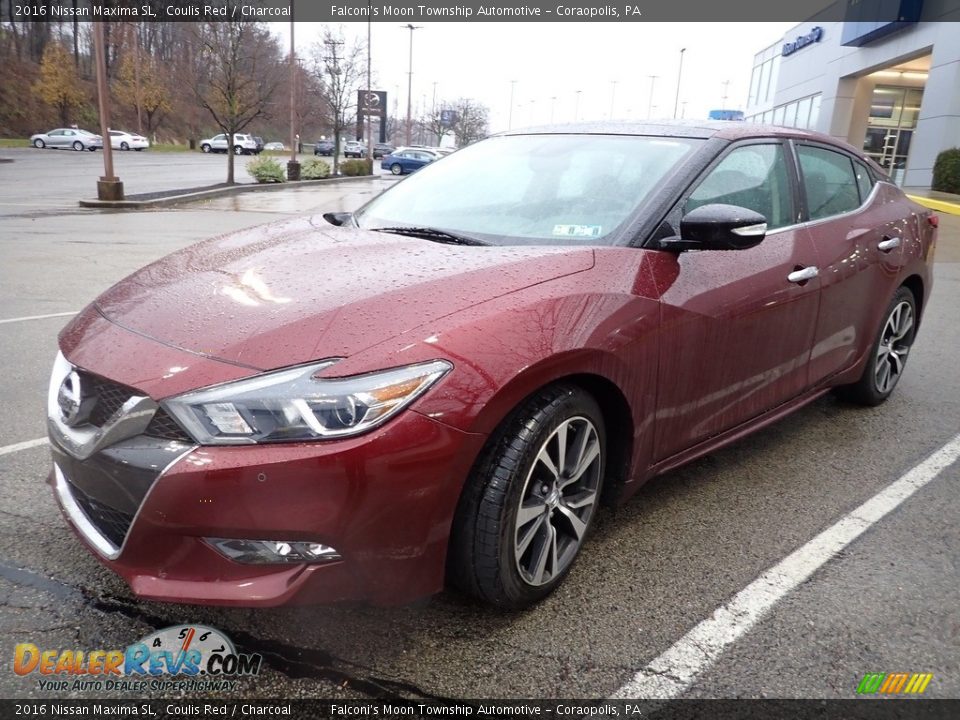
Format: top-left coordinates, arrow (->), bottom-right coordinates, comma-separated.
0,151 -> 958,701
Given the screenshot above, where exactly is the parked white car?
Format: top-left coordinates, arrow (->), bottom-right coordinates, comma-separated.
108,130 -> 149,151
199,133 -> 259,155
264,142 -> 285,151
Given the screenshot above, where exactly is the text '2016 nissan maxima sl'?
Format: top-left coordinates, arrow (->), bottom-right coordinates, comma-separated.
48,122 -> 936,609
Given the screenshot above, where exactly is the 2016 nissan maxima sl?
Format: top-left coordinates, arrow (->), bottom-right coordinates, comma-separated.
48,122 -> 936,609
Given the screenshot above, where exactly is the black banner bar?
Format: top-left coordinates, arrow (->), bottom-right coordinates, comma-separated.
2,699 -> 960,720
5,0 -> 960,23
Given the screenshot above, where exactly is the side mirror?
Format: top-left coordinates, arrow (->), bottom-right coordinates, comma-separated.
659,204 -> 767,252
322,211 -> 354,227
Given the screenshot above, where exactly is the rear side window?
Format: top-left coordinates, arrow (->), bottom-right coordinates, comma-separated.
854,161 -> 875,203
797,145 -> 861,220
686,144 -> 794,230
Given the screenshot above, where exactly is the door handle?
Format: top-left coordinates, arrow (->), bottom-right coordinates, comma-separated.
878,236 -> 901,252
788,266 -> 819,284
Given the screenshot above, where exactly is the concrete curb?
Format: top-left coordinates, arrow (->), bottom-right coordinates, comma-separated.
907,194 -> 960,217
78,175 -> 379,209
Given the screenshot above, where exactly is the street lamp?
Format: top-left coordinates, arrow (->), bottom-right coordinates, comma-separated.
673,48 -> 686,119
647,75 -> 659,119
402,23 -> 423,146
92,22 -> 121,200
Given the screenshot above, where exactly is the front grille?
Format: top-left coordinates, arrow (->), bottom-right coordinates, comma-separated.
145,407 -> 193,442
67,480 -> 134,548
87,374 -> 137,426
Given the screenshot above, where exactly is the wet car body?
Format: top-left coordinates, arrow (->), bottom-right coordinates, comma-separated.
48,122 -> 936,608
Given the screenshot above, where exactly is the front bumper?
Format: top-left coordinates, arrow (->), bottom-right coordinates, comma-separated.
50,410 -> 483,606
48,324 -> 486,606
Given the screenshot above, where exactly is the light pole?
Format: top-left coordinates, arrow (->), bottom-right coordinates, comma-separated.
288,19 -> 298,178
673,48 -> 686,119
366,7 -> 373,163
574,89 -> 581,122
508,80 -> 517,129
92,21 -> 121,199
402,23 -> 423,146
609,80 -> 618,119
647,75 -> 659,119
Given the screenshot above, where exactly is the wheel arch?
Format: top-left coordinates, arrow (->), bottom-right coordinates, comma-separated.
900,274 -> 924,329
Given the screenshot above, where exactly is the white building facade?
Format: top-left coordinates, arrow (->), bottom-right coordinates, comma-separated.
744,10 -> 960,189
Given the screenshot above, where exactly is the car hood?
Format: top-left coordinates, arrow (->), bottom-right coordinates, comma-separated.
94,216 -> 595,370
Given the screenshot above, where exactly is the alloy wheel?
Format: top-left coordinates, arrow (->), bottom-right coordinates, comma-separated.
875,300 -> 913,394
514,416 -> 602,587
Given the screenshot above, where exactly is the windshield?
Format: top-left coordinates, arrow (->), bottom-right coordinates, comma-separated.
355,134 -> 701,246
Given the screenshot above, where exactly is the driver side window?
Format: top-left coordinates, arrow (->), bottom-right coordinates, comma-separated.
686,144 -> 794,230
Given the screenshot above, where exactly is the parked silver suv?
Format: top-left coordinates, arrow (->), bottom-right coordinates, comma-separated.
199,133 -> 259,155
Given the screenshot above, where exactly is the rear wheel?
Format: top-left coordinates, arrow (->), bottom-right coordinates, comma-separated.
837,286 -> 917,406
390,163 -> 403,175
120,141 -> 129,150
33,139 -> 45,149
234,145 -> 244,155
449,384 -> 605,609
72,141 -> 83,151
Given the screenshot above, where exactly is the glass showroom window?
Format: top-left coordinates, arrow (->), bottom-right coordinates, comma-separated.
796,96 -> 812,129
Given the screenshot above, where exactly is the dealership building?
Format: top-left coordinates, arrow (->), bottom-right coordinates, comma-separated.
743,4 -> 960,189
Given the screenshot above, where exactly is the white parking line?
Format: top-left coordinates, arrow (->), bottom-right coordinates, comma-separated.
0,311 -> 77,325
613,433 -> 960,699
0,437 -> 48,457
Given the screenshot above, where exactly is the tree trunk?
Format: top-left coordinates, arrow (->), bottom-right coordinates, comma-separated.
227,144 -> 235,185
333,128 -> 341,175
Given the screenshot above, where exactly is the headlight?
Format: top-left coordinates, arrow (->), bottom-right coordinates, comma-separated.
163,359 -> 451,445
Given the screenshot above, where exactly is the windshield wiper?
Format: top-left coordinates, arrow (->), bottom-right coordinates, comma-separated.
370,226 -> 489,246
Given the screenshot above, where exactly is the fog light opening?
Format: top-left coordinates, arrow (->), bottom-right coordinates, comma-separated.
206,538 -> 341,564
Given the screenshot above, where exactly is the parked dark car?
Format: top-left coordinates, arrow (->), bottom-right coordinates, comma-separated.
373,143 -> 396,159
47,122 -> 935,610
314,140 -> 335,156
252,136 -> 264,154
380,148 -> 439,175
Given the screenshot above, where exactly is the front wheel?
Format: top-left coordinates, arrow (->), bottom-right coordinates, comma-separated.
33,139 -> 45,149
837,286 -> 917,406
390,163 -> 403,175
449,384 -> 606,609
72,141 -> 83,151
201,144 -> 211,153
234,145 -> 243,155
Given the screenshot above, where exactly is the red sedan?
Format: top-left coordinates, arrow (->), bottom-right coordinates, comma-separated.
48,122 -> 936,609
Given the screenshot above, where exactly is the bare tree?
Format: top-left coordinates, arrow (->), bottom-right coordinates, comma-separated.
449,98 -> 489,147
310,27 -> 364,175
190,14 -> 282,184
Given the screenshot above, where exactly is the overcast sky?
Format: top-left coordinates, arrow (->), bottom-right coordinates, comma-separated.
291,22 -> 797,132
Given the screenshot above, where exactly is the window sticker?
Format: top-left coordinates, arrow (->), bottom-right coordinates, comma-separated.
552,224 -> 602,238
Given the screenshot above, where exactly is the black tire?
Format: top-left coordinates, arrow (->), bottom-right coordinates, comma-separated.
120,141 -> 129,150
449,384 -> 606,609
390,163 -> 403,175
234,145 -> 243,155
72,141 -> 83,151
201,144 -> 211,153
88,146 -> 96,151
836,286 -> 917,406
33,139 -> 45,149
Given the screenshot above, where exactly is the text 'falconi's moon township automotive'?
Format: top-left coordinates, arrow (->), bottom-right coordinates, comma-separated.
47,121 -> 936,610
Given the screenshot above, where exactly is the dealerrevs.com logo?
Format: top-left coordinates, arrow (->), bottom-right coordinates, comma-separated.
14,625 -> 262,692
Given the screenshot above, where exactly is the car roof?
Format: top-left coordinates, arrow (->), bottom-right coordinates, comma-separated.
497,120 -> 861,155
